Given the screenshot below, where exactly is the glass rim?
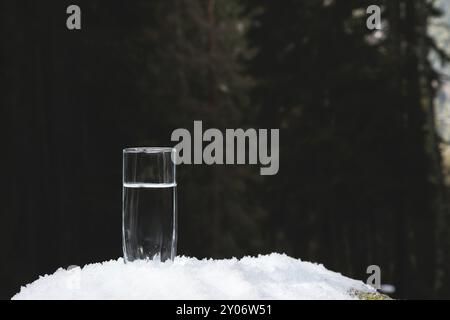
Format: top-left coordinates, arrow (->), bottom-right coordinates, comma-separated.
123,147 -> 175,153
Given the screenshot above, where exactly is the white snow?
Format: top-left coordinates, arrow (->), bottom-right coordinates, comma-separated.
12,253 -> 375,300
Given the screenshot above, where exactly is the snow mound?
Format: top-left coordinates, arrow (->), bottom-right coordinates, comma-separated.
12,253 -> 375,300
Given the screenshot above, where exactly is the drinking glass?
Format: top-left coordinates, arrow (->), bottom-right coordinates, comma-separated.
122,147 -> 177,262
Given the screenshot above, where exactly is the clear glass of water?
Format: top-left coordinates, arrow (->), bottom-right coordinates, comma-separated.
122,147 -> 177,262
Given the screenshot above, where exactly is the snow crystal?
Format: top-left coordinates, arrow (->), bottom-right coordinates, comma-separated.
12,253 -> 375,300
